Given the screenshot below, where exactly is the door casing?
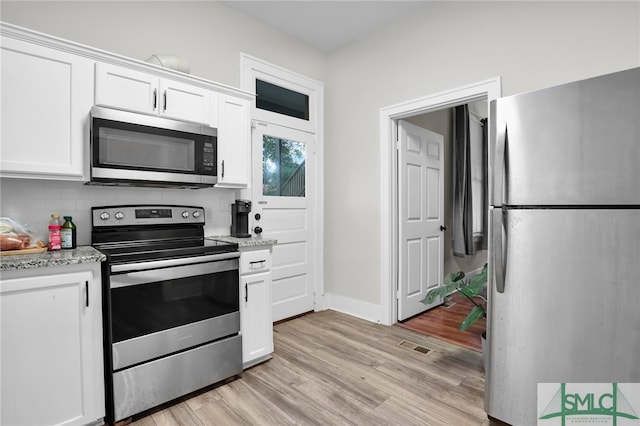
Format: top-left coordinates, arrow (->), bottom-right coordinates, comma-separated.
240,53 -> 325,317
379,77 -> 502,325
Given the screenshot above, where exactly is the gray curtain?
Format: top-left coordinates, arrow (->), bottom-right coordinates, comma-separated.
452,104 -> 474,257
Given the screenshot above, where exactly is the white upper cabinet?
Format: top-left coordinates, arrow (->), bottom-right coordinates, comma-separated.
1,22 -> 253,184
216,94 -> 251,188
162,78 -> 216,124
95,62 -> 212,125
0,35 -> 93,180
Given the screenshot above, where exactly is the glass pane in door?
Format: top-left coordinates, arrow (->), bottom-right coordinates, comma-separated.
262,135 -> 306,197
256,79 -> 309,120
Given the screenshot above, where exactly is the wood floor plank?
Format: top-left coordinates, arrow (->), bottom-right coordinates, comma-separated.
190,391 -> 251,426
130,310 -> 489,426
210,376 -> 299,425
266,336 -> 391,409
398,293 -> 486,352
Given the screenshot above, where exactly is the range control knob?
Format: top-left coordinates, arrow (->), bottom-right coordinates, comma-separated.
193,211 -> 202,218
254,226 -> 263,234
114,211 -> 125,220
100,212 -> 110,221
182,211 -> 190,219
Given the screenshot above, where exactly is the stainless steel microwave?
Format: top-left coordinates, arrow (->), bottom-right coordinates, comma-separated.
88,106 -> 217,188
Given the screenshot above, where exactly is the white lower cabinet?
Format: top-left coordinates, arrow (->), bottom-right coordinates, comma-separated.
0,263 -> 105,426
239,247 -> 274,368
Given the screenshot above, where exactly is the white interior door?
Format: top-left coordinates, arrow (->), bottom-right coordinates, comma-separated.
397,120 -> 445,321
252,122 -> 315,322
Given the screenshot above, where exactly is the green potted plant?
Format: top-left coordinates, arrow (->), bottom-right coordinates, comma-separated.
422,263 -> 488,369
421,263 -> 488,332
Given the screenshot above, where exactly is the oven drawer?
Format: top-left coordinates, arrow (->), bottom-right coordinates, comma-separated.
240,249 -> 271,275
112,334 -> 242,422
112,312 -> 239,370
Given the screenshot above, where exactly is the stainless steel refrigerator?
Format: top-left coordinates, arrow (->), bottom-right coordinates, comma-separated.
486,67 -> 640,425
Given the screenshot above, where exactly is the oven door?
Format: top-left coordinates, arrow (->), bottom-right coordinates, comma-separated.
90,106 -> 217,187
109,253 -> 239,370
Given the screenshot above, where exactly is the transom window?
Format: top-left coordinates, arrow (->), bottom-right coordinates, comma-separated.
256,79 -> 309,121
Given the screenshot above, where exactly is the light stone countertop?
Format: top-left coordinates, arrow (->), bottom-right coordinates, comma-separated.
0,246 -> 106,271
208,235 -> 277,248
1,238 -> 276,272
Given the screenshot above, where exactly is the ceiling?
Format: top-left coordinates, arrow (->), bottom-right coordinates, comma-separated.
219,1 -> 426,53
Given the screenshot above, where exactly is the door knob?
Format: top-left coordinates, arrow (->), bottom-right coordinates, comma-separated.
440,225 -> 448,231
254,226 -> 263,234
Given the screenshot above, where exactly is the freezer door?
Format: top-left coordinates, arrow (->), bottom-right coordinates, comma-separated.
490,67 -> 640,207
486,208 -> 640,426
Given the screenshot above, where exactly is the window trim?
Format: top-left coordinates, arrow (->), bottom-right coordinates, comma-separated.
240,54 -> 320,134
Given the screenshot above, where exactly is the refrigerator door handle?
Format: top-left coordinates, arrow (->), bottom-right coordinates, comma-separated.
492,208 -> 506,293
493,122 -> 508,207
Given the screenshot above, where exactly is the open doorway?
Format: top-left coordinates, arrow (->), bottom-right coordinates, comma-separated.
378,77 -> 502,327
396,103 -> 489,352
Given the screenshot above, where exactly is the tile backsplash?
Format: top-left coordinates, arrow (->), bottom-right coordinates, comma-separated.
0,178 -> 239,246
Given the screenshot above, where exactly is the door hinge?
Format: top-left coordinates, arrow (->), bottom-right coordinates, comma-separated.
395,140 -> 401,151
396,289 -> 402,299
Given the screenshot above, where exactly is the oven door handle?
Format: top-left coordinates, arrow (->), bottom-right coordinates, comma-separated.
110,251 -> 240,274
110,256 -> 239,289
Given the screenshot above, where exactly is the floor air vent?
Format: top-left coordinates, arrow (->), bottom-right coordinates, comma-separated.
397,340 -> 431,354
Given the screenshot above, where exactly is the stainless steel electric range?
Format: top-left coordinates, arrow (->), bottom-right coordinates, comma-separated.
91,205 -> 242,423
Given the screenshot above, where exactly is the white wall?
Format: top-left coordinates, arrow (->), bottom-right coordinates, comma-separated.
324,1 -> 640,309
0,1 -> 326,87
2,1 -> 639,319
0,1 -> 327,245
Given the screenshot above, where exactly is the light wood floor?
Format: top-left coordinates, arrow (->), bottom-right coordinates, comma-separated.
130,310 -> 490,426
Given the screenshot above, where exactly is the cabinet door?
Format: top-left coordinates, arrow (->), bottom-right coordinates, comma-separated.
96,63 -> 212,125
95,62 -> 158,115
160,79 -> 212,124
240,271 -> 273,368
1,37 -> 93,179
217,94 -> 251,188
1,270 -> 104,426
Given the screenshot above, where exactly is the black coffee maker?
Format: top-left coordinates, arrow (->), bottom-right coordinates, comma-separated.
230,199 -> 251,238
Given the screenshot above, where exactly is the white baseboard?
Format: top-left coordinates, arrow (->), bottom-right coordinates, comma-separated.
323,268 -> 484,325
323,292 -> 384,325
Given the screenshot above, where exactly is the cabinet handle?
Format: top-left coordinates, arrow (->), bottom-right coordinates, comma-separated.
245,283 -> 248,302
153,89 -> 157,110
163,90 -> 167,112
221,160 -> 225,179
249,260 -> 266,265
85,281 -> 89,307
